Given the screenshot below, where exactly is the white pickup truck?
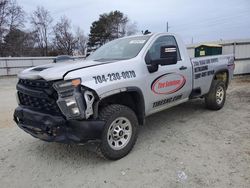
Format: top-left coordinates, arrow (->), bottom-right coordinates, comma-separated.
14,33 -> 235,160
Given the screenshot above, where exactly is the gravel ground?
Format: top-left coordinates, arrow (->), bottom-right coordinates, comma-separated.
0,76 -> 250,188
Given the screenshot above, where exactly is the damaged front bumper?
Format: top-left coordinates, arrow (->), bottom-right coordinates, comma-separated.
13,106 -> 105,143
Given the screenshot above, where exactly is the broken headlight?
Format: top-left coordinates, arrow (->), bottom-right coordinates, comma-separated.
53,79 -> 95,120
53,79 -> 85,120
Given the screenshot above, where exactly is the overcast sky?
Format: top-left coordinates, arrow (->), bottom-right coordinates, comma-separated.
17,0 -> 250,44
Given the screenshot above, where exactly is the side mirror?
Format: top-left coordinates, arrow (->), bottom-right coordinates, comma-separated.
154,45 -> 177,66
146,45 -> 178,73
145,52 -> 158,73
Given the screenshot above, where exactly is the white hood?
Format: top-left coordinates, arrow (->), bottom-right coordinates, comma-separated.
18,59 -> 114,81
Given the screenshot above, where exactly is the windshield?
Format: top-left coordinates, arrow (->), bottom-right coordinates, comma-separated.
87,35 -> 151,61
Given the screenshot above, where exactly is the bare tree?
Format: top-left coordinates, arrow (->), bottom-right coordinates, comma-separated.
0,0 -> 9,55
74,27 -> 87,55
0,0 -> 25,56
0,0 -> 9,33
30,6 -> 53,56
53,16 -> 76,55
8,0 -> 25,30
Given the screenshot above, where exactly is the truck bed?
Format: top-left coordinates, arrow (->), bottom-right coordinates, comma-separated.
191,54 -> 235,96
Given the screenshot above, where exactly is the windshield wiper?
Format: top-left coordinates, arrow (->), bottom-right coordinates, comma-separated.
94,58 -> 129,62
93,58 -> 110,62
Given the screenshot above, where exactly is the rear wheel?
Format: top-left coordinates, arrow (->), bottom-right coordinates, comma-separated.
99,104 -> 138,160
205,80 -> 226,110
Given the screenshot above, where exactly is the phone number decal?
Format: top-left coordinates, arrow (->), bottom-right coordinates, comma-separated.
93,71 -> 136,84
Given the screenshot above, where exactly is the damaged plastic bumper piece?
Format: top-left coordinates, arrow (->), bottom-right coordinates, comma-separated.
13,106 -> 105,143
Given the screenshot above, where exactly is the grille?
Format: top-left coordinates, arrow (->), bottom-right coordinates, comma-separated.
17,79 -> 61,115
19,79 -> 53,89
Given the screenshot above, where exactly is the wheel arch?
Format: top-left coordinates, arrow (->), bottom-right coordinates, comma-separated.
210,69 -> 229,90
97,87 -> 145,125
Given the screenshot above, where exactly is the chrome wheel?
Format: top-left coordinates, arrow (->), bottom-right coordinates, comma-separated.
107,117 -> 132,150
216,86 -> 224,104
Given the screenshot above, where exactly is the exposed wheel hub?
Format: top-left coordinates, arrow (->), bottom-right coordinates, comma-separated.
112,126 -> 124,139
216,86 -> 224,104
107,117 -> 132,150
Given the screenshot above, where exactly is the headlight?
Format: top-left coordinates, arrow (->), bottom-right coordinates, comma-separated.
65,98 -> 77,107
53,79 -> 85,120
53,78 -> 81,90
65,98 -> 80,116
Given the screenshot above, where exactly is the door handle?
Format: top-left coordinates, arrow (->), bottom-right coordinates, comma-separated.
179,66 -> 187,70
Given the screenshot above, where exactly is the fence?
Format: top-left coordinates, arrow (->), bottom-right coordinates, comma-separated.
0,56 -> 84,76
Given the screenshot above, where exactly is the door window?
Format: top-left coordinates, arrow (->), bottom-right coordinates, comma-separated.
148,36 -> 181,61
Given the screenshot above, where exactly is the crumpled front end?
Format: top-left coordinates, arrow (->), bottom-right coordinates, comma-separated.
14,78 -> 104,143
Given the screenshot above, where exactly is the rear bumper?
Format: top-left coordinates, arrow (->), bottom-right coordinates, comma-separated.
13,106 -> 105,143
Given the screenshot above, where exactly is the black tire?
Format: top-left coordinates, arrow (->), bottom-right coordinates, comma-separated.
205,80 -> 226,110
99,104 -> 138,160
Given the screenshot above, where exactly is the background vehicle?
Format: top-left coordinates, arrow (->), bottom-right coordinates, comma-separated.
53,55 -> 75,63
14,33 -> 235,160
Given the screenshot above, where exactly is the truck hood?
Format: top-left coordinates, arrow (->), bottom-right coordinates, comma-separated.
18,59 -> 115,81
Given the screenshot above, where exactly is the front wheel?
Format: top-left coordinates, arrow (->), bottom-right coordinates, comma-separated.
99,104 -> 138,160
205,80 -> 226,110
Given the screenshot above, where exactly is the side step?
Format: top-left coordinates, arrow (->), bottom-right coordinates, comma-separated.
189,88 -> 202,99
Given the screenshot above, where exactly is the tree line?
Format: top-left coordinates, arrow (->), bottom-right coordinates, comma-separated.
0,0 -> 138,57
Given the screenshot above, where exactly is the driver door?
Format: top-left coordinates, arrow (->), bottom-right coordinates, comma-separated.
145,35 -> 192,115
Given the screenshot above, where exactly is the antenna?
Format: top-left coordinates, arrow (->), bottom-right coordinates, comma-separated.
166,22 -> 170,32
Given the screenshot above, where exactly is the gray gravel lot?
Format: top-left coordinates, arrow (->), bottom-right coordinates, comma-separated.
0,76 -> 250,188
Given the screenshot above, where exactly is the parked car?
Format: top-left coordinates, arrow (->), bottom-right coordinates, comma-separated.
53,55 -> 75,63
14,33 -> 235,160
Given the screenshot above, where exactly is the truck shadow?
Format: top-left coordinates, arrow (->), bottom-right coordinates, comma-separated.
27,98 -> 209,164
140,98 -> 206,135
